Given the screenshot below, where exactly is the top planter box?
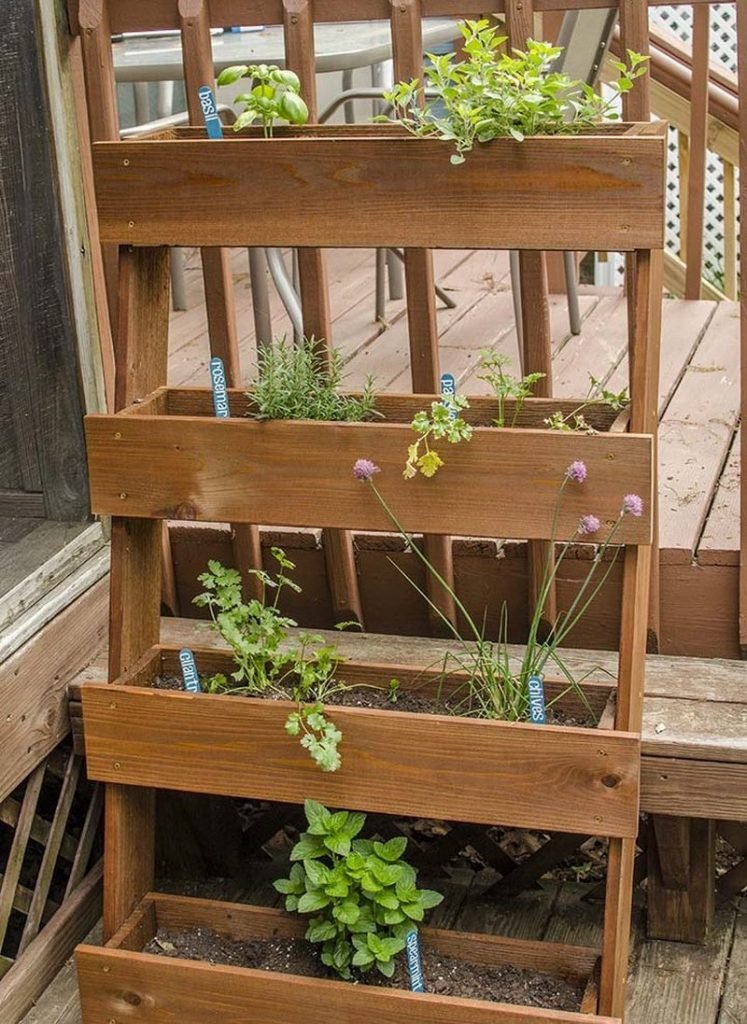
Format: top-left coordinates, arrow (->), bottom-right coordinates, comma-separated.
91,123 -> 667,252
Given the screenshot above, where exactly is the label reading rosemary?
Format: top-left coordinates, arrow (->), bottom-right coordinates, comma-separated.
405,930 -> 425,993
210,356 -> 230,418
528,674 -> 546,724
440,372 -> 457,419
198,85 -> 223,139
179,648 -> 201,693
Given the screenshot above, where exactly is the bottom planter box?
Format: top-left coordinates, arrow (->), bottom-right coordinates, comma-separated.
76,644 -> 639,839
75,893 -> 618,1024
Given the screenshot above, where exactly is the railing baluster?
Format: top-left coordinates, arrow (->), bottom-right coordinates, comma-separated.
685,4 -> 710,299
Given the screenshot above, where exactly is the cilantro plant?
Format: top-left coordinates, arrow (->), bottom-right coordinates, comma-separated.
404,395 -> 472,478
274,800 -> 443,980
194,550 -> 346,772
477,351 -> 545,427
383,19 -> 649,163
247,337 -> 378,423
217,63 -> 308,135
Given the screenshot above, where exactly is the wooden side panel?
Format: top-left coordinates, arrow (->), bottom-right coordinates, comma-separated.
85,415 -> 653,542
92,134 -> 667,251
81,685 -> 641,837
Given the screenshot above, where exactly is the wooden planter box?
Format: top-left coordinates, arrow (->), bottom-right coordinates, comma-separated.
77,644 -> 639,839
91,122 -> 667,252
75,892 -> 618,1024
84,387 -> 652,545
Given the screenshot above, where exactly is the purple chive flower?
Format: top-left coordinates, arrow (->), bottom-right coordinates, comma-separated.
353,458 -> 380,482
623,493 -> 644,517
566,460 -> 587,484
578,514 -> 601,536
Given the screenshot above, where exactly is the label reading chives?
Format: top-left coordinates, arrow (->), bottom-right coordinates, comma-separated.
210,356 -> 230,418
179,648 -> 202,693
405,930 -> 425,993
528,674 -> 546,724
198,85 -> 223,140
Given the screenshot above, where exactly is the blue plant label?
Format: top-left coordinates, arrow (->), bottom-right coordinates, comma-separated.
528,674 -> 546,724
179,648 -> 202,693
440,372 -> 457,420
210,356 -> 230,418
198,85 -> 223,139
405,930 -> 425,993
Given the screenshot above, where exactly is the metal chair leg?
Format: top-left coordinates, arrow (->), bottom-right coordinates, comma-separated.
248,248 -> 273,348
564,251 -> 582,335
509,251 -> 524,372
170,249 -> 188,311
385,249 -> 405,300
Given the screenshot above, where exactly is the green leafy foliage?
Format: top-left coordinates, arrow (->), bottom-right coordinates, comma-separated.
476,351 -> 545,427
544,375 -> 629,433
382,19 -> 649,163
217,63 -> 309,136
274,801 -> 443,979
404,395 -> 473,478
193,549 -> 346,771
247,337 -> 378,423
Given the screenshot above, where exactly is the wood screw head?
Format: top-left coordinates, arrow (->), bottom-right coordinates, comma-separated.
622,157 -> 631,165
119,492 -> 127,500
123,158 -> 130,166
128,221 -> 135,228
114,431 -> 122,439
113,761 -> 121,769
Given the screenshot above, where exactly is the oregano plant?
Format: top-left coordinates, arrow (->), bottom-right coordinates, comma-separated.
274,800 -> 443,979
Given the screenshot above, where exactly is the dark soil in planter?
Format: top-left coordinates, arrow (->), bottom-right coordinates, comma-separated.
144,927 -> 585,1011
152,675 -> 595,727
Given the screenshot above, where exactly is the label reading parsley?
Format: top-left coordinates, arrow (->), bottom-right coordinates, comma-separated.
440,372 -> 457,420
210,356 -> 230,418
198,85 -> 223,139
528,674 -> 546,724
405,930 -> 425,993
179,648 -> 201,693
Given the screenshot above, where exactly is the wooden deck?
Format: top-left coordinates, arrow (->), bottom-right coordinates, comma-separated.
21,881 -> 747,1024
165,246 -> 741,658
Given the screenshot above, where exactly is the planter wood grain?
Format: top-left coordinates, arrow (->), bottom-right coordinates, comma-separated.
75,893 -> 619,1024
91,123 -> 667,252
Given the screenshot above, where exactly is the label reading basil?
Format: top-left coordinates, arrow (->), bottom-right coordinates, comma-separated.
179,648 -> 202,693
528,674 -> 546,724
198,85 -> 223,140
210,356 -> 230,418
405,930 -> 425,993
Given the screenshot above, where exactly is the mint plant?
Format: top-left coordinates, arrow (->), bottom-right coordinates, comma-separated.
383,19 -> 649,163
477,351 -> 545,427
194,549 -> 346,771
404,395 -> 472,478
274,800 -> 443,979
247,337 -> 377,423
217,63 -> 308,135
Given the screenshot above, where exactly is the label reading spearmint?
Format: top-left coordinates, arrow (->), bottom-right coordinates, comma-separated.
528,674 -> 546,724
198,85 -> 223,140
405,930 -> 425,993
179,648 -> 202,693
209,356 -> 230,418
440,372 -> 457,420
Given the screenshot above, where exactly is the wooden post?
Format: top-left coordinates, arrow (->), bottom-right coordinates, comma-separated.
283,0 -> 363,626
179,0 -> 263,602
390,0 -> 457,635
737,0 -> 747,656
647,817 -> 715,943
684,5 -> 710,300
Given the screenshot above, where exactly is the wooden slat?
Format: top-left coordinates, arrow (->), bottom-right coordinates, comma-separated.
738,0 -> 747,655
0,764 -> 45,949
17,754 -> 82,954
684,4 -> 709,299
91,130 -> 668,252
283,0 -> 363,626
722,159 -> 738,299
641,757 -> 747,821
64,785 -> 103,900
114,246 -> 170,412
85,414 -> 653,541
80,683 -> 640,837
647,816 -> 714,943
0,797 -> 77,865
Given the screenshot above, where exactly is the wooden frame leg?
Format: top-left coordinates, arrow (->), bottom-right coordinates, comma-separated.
599,835 -> 637,1018
647,816 -> 715,944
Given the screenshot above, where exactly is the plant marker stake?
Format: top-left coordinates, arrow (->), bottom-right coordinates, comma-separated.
405,930 -> 425,993
179,649 -> 202,693
210,356 -> 230,418
528,674 -> 546,724
198,85 -> 223,140
440,372 -> 457,420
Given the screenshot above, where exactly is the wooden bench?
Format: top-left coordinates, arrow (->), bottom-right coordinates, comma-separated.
68,616 -> 747,945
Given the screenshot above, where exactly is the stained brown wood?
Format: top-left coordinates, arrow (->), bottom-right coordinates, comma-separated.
0,765 -> 45,950
599,836 -> 637,1018
738,0 -> 747,654
114,247 -> 171,411
91,128 -> 667,252
684,5 -> 710,299
80,679 -> 640,837
641,758 -> 747,820
85,413 -> 653,542
76,896 -> 620,1024
647,817 -> 715,943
